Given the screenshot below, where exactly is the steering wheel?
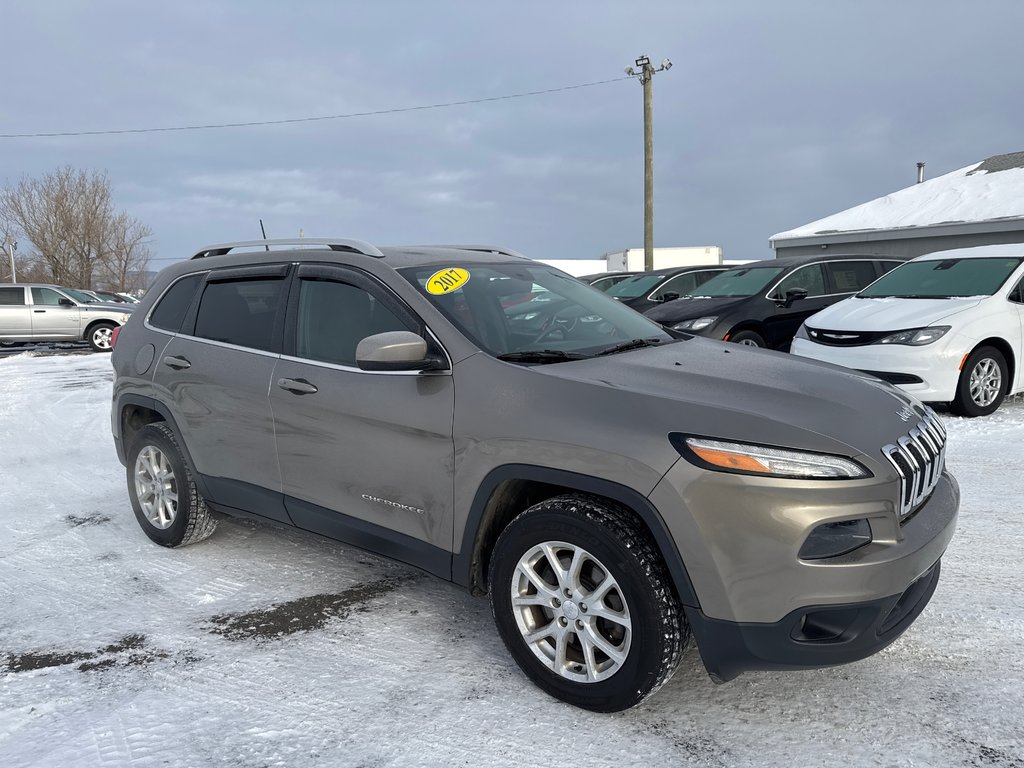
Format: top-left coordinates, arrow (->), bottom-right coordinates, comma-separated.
529,307 -> 579,345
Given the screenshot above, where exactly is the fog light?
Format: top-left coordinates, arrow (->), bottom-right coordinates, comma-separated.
799,519 -> 872,560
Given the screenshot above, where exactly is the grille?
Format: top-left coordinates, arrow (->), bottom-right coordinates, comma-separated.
881,410 -> 947,520
806,327 -> 891,346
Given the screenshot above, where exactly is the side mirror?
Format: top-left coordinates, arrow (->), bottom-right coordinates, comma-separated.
659,292 -> 680,302
58,298 -> 75,307
778,288 -> 808,308
356,331 -> 446,372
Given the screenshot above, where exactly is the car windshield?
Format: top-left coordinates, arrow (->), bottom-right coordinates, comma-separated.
858,257 -> 1024,298
605,273 -> 668,299
682,266 -> 785,298
62,288 -> 100,303
400,263 -> 674,361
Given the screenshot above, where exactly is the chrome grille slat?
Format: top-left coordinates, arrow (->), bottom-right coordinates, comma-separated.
881,409 -> 946,520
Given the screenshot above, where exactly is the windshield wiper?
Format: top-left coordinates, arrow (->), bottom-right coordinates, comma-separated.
496,350 -> 590,364
595,338 -> 664,357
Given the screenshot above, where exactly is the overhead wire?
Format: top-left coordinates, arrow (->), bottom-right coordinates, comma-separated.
0,77 -> 631,139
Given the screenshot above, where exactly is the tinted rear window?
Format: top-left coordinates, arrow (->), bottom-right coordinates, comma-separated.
0,287 -> 25,306
150,274 -> 204,332
194,278 -> 284,351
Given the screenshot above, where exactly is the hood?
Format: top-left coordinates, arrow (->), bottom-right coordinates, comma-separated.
806,296 -> 981,331
538,338 -> 926,460
644,296 -> 747,324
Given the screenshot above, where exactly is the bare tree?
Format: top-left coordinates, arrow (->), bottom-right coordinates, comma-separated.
0,166 -> 151,289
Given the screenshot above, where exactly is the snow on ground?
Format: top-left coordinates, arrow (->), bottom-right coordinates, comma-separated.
1,352 -> 1022,768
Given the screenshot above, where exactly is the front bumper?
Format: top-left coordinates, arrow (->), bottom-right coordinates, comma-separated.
686,559 -> 942,682
790,336 -> 966,403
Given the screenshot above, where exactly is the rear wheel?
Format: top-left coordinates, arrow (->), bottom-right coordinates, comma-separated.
127,423 -> 216,547
952,345 -> 1007,417
488,494 -> 687,712
87,322 -> 117,352
730,330 -> 765,348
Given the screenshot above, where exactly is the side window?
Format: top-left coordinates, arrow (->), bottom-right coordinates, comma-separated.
0,287 -> 25,305
150,273 -> 204,332
651,273 -> 700,301
771,264 -> 826,299
825,261 -> 878,294
295,278 -> 415,367
194,278 -> 284,351
31,287 -> 69,306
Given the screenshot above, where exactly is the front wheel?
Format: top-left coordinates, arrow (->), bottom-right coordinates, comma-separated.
729,329 -> 765,347
127,423 -> 217,547
87,322 -> 117,352
951,345 -> 1008,417
488,494 -> 688,712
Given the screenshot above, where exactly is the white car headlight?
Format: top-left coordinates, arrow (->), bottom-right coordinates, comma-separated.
678,436 -> 869,479
876,326 -> 950,346
672,316 -> 717,331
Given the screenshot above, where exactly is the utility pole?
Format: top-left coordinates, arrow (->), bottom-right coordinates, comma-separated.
625,55 -> 672,271
2,236 -> 15,283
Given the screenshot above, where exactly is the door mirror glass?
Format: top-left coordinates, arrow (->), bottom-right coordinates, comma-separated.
356,331 -> 445,372
782,288 -> 808,308
58,298 -> 75,307
659,291 -> 680,302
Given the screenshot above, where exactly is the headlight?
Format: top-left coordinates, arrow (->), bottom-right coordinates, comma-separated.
672,316 -> 717,331
875,326 -> 950,346
674,435 -> 870,479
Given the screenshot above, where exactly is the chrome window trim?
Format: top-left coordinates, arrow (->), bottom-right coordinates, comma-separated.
762,259 -> 893,302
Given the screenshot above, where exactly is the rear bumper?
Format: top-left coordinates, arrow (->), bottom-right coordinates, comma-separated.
686,558 -> 942,682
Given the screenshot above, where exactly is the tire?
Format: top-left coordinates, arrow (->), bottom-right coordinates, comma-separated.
126,422 -> 217,547
488,494 -> 688,712
87,322 -> 117,352
951,345 -> 1008,417
730,329 -> 765,348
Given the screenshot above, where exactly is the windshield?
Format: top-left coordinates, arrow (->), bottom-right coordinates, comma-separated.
400,263 -> 674,361
682,266 -> 785,298
62,288 -> 100,303
858,257 -> 1023,298
605,273 -> 666,299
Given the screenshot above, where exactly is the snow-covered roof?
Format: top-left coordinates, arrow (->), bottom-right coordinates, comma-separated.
771,151 -> 1024,243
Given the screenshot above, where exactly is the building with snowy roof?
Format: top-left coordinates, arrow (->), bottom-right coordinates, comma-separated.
769,151 -> 1024,260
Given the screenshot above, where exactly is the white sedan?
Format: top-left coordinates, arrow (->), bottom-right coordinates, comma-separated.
791,244 -> 1024,417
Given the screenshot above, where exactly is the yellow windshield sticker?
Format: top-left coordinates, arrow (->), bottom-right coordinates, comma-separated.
427,267 -> 471,295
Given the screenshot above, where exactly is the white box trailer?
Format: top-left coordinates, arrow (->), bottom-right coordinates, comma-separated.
605,246 -> 723,272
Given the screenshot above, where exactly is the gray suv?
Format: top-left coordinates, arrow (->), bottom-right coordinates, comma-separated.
0,283 -> 134,351
110,239 -> 959,712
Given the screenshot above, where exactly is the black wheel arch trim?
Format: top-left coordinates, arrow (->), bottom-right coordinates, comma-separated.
454,463 -> 701,608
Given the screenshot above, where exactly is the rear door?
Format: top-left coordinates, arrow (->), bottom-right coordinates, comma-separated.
824,259 -> 884,301
270,263 -> 455,570
151,264 -> 289,522
29,287 -> 81,339
0,287 -> 30,338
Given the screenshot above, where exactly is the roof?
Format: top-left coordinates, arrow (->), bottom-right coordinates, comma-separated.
909,243 -> 1024,262
771,151 -> 1024,245
722,252 -> 892,271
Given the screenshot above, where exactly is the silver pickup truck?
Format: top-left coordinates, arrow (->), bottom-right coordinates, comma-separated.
0,283 -> 134,351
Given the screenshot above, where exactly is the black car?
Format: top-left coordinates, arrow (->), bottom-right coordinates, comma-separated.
644,254 -> 904,349
601,265 -> 728,313
578,271 -> 640,292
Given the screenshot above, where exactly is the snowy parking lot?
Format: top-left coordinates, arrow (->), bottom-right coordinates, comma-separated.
1,351 -> 1022,768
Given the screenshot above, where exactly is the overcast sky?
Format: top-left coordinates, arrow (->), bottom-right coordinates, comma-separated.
2,1 -> 1022,271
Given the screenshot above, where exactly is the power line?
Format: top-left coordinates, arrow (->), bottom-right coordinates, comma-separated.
0,77 -> 630,139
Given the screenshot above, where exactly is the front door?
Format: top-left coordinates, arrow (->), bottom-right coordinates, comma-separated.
270,264 -> 455,571
762,264 -> 832,348
29,287 -> 81,339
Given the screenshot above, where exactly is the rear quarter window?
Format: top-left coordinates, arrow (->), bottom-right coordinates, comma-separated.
149,274 -> 205,332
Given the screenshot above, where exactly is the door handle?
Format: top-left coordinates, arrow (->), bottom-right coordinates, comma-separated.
33,309 -> 46,313
277,377 -> 318,395
162,355 -> 191,370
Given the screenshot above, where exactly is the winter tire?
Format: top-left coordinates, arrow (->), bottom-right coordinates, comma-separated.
952,345 -> 1007,417
730,330 -> 765,348
489,494 -> 688,712
88,322 -> 117,352
127,422 -> 217,547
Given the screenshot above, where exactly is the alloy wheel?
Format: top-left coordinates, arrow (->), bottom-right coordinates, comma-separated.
134,445 -> 178,529
969,358 -> 1002,407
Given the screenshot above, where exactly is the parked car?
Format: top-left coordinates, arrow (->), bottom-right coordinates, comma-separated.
791,244 -> 1024,417
578,271 -> 640,292
0,283 -> 134,351
602,265 -> 728,313
111,238 -> 957,712
87,288 -> 135,303
644,254 -> 904,350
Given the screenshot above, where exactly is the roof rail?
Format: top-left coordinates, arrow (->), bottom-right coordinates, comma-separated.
191,238 -> 384,260
417,244 -> 531,261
